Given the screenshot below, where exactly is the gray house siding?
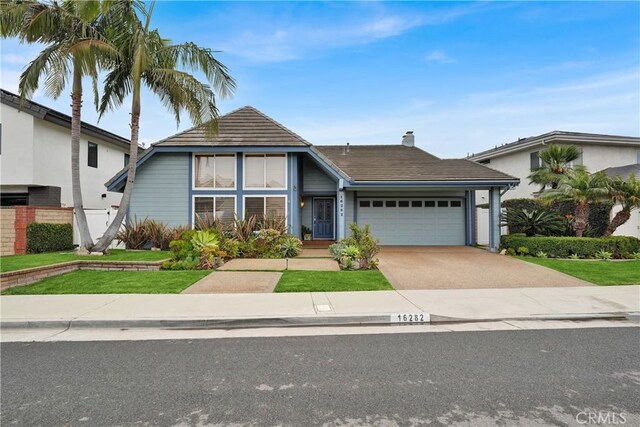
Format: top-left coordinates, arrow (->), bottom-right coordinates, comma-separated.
302,157 -> 336,193
129,153 -> 189,226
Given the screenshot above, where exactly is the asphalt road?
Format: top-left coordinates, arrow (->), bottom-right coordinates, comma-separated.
2,327 -> 639,426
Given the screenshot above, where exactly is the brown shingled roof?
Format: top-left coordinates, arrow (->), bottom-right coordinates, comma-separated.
316,145 -> 517,181
154,106 -> 311,147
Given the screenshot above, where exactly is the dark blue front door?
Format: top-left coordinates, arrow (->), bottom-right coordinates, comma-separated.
313,198 -> 334,239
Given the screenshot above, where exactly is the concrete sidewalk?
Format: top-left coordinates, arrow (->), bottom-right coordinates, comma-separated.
1,286 -> 638,330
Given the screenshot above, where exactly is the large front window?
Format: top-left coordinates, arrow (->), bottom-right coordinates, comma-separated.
244,196 -> 286,220
244,154 -> 286,189
193,196 -> 235,227
194,154 -> 235,188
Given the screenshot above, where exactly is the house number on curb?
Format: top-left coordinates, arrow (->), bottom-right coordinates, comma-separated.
390,313 -> 430,323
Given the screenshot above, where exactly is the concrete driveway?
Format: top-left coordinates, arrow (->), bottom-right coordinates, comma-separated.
377,246 -> 592,290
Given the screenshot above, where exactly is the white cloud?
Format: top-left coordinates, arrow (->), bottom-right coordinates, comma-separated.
424,50 -> 455,64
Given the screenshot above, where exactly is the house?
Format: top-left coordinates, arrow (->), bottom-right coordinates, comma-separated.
468,131 -> 640,240
0,89 -> 133,210
106,106 -> 519,250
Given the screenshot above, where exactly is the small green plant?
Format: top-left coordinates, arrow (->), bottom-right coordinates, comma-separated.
341,257 -> 357,271
631,252 -> 640,260
278,235 -> 303,258
329,241 -> 348,260
506,248 -> 517,256
517,246 -> 530,256
190,230 -> 219,251
595,249 -> 612,260
341,245 -> 361,260
535,251 -> 548,258
502,208 -> 565,237
569,253 -> 580,260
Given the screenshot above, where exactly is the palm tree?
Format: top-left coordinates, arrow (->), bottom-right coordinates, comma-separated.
1,0 -> 124,252
528,144 -> 582,191
604,174 -> 640,236
542,169 -> 609,237
90,1 -> 235,252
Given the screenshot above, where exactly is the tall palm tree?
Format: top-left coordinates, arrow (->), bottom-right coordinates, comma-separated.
542,169 -> 609,237
90,1 -> 235,252
528,144 -> 582,191
604,173 -> 640,236
1,0 -> 124,252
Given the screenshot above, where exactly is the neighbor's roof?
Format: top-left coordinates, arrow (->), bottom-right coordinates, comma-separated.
154,106 -> 311,147
316,145 -> 517,182
469,131 -> 640,161
1,88 -> 133,151
599,164 -> 640,179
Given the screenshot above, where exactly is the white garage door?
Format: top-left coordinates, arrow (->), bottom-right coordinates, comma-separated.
357,198 -> 466,245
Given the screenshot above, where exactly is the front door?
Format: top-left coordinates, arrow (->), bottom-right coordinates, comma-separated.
313,198 -> 334,239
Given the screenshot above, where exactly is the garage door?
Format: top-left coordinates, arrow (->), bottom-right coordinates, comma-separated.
357,198 -> 465,245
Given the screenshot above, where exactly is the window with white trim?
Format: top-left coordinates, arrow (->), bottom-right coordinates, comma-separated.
194,154 -> 235,188
193,196 -> 235,227
244,154 -> 286,189
244,196 -> 286,220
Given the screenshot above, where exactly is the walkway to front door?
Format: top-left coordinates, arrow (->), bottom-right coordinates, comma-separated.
313,198 -> 334,239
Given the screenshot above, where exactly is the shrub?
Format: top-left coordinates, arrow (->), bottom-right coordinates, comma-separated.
501,234 -> 640,259
232,215 -> 257,242
190,230 -> 219,252
569,253 -> 580,260
329,241 -> 348,260
502,208 -> 565,237
330,224 -> 380,270
116,216 -> 149,249
26,223 -> 73,253
258,214 -> 288,234
145,220 -> 171,250
535,251 -> 548,258
517,246 -> 529,256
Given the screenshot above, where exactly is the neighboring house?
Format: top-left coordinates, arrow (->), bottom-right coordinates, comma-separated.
1,89 -> 133,209
468,131 -> 640,239
107,106 -> 518,250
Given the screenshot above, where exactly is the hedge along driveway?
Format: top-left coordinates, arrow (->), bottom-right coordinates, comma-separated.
501,234 -> 640,258
0,250 -> 171,273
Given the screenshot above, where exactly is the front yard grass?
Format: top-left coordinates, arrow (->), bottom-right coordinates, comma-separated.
1,270 -> 210,295
274,270 -> 393,292
0,249 -> 171,273
518,257 -> 640,286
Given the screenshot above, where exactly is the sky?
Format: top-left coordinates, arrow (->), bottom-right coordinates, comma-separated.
1,1 -> 639,158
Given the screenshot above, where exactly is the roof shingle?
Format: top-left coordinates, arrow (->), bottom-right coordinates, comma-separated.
154,106 -> 310,147
315,145 -> 517,181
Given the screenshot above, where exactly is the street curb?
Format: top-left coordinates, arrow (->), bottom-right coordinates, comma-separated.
1,312 -> 638,330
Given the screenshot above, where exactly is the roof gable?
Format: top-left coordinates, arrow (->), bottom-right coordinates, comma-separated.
154,106 -> 311,147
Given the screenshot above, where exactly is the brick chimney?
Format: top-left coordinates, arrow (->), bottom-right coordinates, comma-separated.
401,131 -> 414,147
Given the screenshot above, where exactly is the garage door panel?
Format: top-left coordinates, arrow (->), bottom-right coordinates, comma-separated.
357,198 -> 465,245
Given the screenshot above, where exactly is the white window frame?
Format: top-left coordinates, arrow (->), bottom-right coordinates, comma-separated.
242,153 -> 288,190
191,195 -> 237,229
192,153 -> 237,190
242,195 -> 288,220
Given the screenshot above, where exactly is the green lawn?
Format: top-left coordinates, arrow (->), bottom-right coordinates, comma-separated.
0,249 -> 171,273
1,270 -> 210,295
274,270 -> 393,292
519,257 -> 640,286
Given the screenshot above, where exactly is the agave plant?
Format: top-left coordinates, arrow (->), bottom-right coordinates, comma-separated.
190,230 -> 219,252
502,208 -> 565,237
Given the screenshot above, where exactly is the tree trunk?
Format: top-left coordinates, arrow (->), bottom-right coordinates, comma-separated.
574,202 -> 590,238
71,64 -> 95,252
603,208 -> 631,237
92,88 -> 141,252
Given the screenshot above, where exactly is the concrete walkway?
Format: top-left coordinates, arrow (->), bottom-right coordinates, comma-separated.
378,246 -> 591,289
182,272 -> 282,294
219,258 -> 339,271
1,286 -> 637,330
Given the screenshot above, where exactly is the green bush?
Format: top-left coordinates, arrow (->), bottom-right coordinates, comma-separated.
26,223 -> 74,253
501,234 -> 640,258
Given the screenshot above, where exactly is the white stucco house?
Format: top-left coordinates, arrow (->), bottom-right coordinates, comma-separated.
469,131 -> 640,240
0,89 -> 137,242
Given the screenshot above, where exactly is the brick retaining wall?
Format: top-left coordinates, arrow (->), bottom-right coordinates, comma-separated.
0,260 -> 167,291
0,206 -> 73,256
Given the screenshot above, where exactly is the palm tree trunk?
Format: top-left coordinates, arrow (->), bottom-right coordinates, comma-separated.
92,89 -> 141,252
603,208 -> 631,237
574,202 -> 590,237
71,64 -> 94,252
